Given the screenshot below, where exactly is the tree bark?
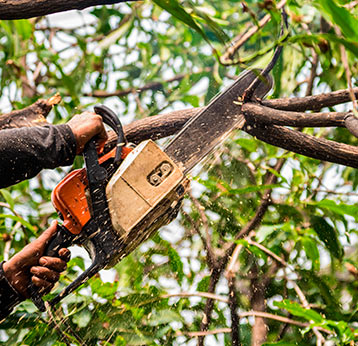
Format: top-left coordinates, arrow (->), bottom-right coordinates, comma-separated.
0,94 -> 60,130
0,0 -> 138,20
250,264 -> 267,346
262,87 -> 358,111
3,97 -> 358,170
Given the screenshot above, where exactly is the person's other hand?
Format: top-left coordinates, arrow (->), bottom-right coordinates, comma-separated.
3,221 -> 71,297
67,111 -> 108,154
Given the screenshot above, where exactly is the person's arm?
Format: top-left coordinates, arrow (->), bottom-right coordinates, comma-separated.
0,111 -> 107,188
0,222 -> 70,320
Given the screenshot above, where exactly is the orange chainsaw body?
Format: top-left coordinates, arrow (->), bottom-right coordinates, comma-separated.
52,146 -> 132,235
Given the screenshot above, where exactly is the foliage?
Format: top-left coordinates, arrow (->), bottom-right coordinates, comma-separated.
2,0 -> 358,345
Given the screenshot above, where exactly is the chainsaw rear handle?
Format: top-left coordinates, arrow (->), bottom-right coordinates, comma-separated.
29,105 -> 124,311
49,130 -> 121,307
28,224 -> 78,311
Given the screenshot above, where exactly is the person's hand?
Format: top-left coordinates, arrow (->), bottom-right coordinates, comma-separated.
3,221 -> 71,298
67,111 -> 108,154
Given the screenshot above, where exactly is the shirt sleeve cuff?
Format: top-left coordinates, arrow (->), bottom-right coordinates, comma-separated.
0,261 -> 24,320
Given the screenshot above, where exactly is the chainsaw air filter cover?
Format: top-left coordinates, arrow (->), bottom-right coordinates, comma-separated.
106,140 -> 188,238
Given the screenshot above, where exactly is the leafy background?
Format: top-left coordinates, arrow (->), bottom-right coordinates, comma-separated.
2,0 -> 358,345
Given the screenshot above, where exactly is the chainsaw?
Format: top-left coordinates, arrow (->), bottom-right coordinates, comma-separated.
30,69 -> 273,311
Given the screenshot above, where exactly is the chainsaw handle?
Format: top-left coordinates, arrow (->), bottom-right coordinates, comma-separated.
29,224 -> 77,311
94,104 -> 126,165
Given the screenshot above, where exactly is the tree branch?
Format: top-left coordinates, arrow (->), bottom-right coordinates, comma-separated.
242,103 -> 347,127
0,0 -> 139,20
262,87 -> 358,111
0,94 -> 60,130
244,122 -> 358,169
228,275 -> 240,346
220,0 -> 287,64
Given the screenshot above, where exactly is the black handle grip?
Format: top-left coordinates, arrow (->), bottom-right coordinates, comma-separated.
29,224 -> 77,311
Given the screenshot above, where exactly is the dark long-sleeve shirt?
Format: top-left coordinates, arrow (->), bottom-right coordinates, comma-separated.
0,124 -> 76,188
0,124 -> 77,320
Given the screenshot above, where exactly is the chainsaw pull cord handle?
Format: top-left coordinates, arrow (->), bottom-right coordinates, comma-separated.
94,104 -> 126,165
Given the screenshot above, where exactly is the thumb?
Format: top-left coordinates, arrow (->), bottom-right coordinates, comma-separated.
31,220 -> 58,255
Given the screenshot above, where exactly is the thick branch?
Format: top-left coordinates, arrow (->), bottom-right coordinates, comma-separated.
244,122 -> 358,169
242,103 -> 347,127
0,0 -> 138,20
262,87 -> 358,111
115,107 -> 358,169
0,94 -> 60,130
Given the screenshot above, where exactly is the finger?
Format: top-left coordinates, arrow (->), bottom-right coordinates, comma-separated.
31,266 -> 60,283
39,256 -> 67,272
31,276 -> 54,294
95,125 -> 108,153
32,220 -> 58,252
58,248 -> 71,262
10,221 -> 59,267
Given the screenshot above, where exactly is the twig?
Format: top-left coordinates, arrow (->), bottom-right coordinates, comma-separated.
306,51 -> 319,97
188,192 -> 215,266
242,9 -> 288,101
181,211 -> 214,268
226,244 -> 243,276
228,275 -> 240,345
291,281 -> 325,345
46,304 -> 76,346
220,0 -> 287,64
246,235 -> 326,345
162,292 -> 229,304
177,311 -> 333,338
247,238 -> 289,268
198,266 -> 221,346
85,69 -> 211,98
240,311 -> 331,334
178,328 -> 232,337
336,27 -> 358,111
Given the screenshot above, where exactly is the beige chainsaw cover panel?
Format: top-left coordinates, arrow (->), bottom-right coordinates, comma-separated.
106,140 -> 185,236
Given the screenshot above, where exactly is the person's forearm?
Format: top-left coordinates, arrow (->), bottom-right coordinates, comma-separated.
0,262 -> 23,321
0,124 -> 76,188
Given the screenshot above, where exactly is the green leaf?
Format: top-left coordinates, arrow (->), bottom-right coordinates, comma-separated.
236,138 -> 258,153
72,308 -> 92,328
168,247 -> 184,284
148,309 -> 183,326
186,2 -> 229,44
0,214 -> 36,234
310,199 -> 358,221
256,225 -> 282,243
0,189 -> 15,210
315,0 -> 358,40
90,278 -> 119,300
153,0 -> 213,49
14,20 -> 33,40
274,300 -> 323,323
310,215 -> 343,260
197,276 -> 210,292
289,33 -> 358,56
300,236 -> 320,271
97,18 -> 133,50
